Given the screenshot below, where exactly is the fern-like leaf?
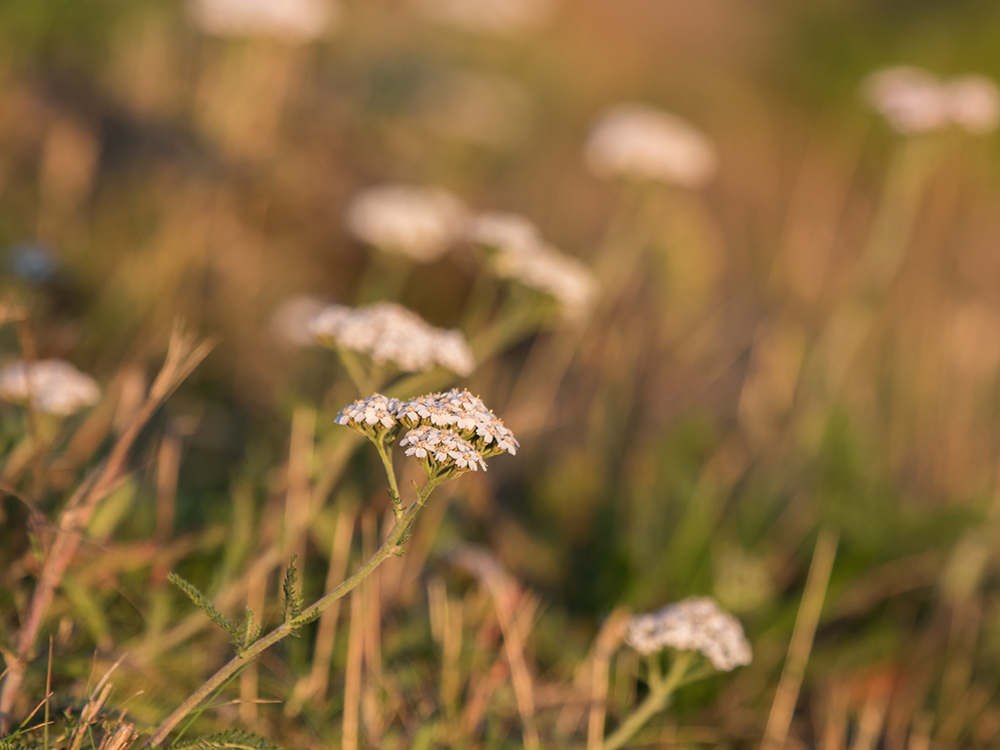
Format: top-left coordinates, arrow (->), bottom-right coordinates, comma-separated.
174,730 -> 284,750
168,573 -> 238,639
236,607 -> 261,654
281,556 -> 303,627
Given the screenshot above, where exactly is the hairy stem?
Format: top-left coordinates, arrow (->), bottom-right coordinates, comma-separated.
145,481 -> 437,747
599,651 -> 694,750
374,438 -> 403,520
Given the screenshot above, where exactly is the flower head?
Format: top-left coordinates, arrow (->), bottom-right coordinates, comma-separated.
0,359 -> 101,416
625,597 -> 752,672
862,67 -> 1000,135
344,184 -> 468,262
400,425 -> 488,473
492,245 -> 597,320
186,0 -> 338,41
335,393 -> 401,439
397,389 -> 518,456
414,0 -> 559,36
467,212 -> 545,255
309,303 -> 475,376
585,103 -> 718,187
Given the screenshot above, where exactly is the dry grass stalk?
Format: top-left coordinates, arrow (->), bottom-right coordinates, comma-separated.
587,608 -> 630,750
762,528 -> 839,750
343,585 -> 365,750
0,323 -> 214,730
97,722 -> 139,750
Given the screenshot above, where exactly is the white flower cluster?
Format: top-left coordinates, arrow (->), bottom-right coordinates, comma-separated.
625,597 -> 752,672
467,212 -> 544,256
397,389 -> 518,456
467,211 -> 598,320
309,302 -> 475,376
344,184 -> 469,262
186,0 -> 338,41
585,103 -> 718,187
400,425 -> 487,471
862,66 -> 1000,135
493,246 -> 598,320
0,359 -> 101,416
335,393 -> 401,431
414,0 -> 559,36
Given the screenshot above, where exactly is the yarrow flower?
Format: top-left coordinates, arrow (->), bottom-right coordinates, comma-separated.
862,66 -> 1000,135
466,212 -> 545,255
492,245 -> 598,320
400,425 -> 487,472
186,0 -> 338,41
335,393 -> 401,438
344,184 -> 469,262
397,389 -> 518,456
625,597 -> 752,672
309,302 -> 475,376
413,0 -> 559,36
585,103 -> 718,187
0,359 -> 101,416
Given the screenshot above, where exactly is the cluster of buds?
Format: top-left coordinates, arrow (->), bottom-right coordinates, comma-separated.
335,389 -> 516,480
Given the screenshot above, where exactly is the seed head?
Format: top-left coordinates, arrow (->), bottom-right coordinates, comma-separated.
585,103 -> 718,187
625,597 -> 752,672
0,359 -> 101,416
344,184 -> 468,262
309,303 -> 475,376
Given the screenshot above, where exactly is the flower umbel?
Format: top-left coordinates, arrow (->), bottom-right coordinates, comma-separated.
625,596 -> 752,672
335,394 -> 401,440
397,389 -> 518,457
344,184 -> 468,262
400,425 -> 487,475
309,302 -> 475,376
0,359 -> 101,416
585,103 -> 718,187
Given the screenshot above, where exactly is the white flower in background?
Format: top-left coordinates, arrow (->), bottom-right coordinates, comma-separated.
397,389 -> 519,455
585,104 -> 718,187
0,359 -> 101,416
944,75 -> 1000,134
862,67 -> 950,134
418,70 -> 533,149
414,0 -> 559,36
625,597 -> 752,672
467,211 -> 545,255
862,67 -> 1000,135
269,295 -> 328,347
400,425 -> 487,471
344,184 -> 468,262
493,245 -> 598,320
186,0 -> 338,41
309,302 -> 475,375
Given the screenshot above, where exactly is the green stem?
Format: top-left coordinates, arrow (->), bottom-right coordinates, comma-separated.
144,482 -> 437,747
600,651 -> 695,750
374,437 -> 403,520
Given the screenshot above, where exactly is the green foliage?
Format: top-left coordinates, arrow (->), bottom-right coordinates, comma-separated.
281,556 -> 303,628
168,573 -> 259,655
173,730 -> 284,750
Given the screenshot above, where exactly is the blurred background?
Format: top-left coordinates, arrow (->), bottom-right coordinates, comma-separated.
5,0 -> 1000,747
